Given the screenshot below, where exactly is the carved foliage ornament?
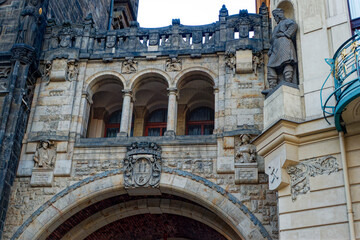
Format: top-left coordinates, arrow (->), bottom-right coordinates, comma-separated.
287,156 -> 339,201
123,142 -> 162,188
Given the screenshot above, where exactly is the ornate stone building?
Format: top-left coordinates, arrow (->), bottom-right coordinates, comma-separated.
0,0 -> 359,239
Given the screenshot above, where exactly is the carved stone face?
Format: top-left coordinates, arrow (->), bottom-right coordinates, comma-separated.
41,141 -> 49,149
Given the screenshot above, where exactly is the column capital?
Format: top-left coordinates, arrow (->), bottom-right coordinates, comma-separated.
167,87 -> 178,93
122,89 -> 134,100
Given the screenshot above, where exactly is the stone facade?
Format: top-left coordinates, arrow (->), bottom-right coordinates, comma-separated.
1,2 -> 280,240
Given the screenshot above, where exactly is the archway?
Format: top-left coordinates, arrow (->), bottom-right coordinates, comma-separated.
11,169 -> 272,240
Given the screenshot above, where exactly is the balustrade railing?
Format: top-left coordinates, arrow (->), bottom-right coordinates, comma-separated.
41,5 -> 271,59
321,30 -> 360,129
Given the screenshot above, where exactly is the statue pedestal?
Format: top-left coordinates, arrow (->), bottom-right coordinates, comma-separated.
263,84 -> 303,129
234,162 -> 258,184
30,168 -> 54,187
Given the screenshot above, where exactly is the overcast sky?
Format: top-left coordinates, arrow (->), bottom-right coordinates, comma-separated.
137,0 -> 255,28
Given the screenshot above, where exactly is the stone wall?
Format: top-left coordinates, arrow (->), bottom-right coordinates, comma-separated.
48,0 -> 111,29
0,0 -> 24,51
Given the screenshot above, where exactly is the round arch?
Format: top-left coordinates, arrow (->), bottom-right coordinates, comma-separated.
84,71 -> 127,97
129,68 -> 171,92
11,169 -> 272,240
175,67 -> 218,89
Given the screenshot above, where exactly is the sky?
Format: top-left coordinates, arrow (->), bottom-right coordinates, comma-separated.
137,0 -> 255,28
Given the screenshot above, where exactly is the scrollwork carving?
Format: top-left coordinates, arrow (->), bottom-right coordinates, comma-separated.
287,156 -> 339,201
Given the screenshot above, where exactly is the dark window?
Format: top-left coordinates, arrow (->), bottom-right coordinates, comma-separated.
186,107 -> 214,135
104,110 -> 133,137
145,109 -> 167,136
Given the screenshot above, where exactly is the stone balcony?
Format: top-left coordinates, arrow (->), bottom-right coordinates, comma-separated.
40,5 -> 271,61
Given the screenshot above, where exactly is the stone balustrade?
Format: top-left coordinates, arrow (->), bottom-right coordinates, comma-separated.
41,6 -> 271,60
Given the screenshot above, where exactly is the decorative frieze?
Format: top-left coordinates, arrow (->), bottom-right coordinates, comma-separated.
287,156 -> 339,201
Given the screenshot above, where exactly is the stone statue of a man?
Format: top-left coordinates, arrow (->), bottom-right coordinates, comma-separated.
267,8 -> 297,91
33,140 -> 56,168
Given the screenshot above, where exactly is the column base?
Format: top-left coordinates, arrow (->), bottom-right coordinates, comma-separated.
164,130 -> 176,138
117,132 -> 128,137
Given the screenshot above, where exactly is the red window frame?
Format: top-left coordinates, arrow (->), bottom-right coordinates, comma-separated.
186,120 -> 214,135
144,122 -> 167,136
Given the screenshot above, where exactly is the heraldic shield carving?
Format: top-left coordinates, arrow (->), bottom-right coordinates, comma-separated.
123,142 -> 162,188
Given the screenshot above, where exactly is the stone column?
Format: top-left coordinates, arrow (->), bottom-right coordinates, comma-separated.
118,90 -> 133,137
164,88 -> 178,137
214,87 -> 219,133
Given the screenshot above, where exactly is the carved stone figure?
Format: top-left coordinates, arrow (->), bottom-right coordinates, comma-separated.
42,60 -> 52,84
225,51 -> 236,73
165,58 -> 182,72
267,8 -> 297,90
33,140 -> 56,168
122,59 -> 138,74
17,0 -> 42,46
235,134 -> 256,163
66,59 -> 78,81
253,53 -> 263,76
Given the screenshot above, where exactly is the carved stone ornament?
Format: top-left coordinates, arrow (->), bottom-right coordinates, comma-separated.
122,59 -> 138,74
66,59 -> 78,81
252,53 -> 264,76
165,58 -> 182,72
225,51 -> 236,73
123,142 -> 162,188
235,134 -> 257,163
33,140 -> 56,169
287,156 -> 339,201
0,66 -> 11,92
42,60 -> 52,84
10,44 -> 36,65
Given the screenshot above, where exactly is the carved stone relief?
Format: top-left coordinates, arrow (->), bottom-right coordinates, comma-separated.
234,134 -> 259,184
235,134 -> 257,163
225,51 -> 236,73
252,53 -> 263,76
42,60 -> 51,84
0,66 -> 11,92
33,140 -> 56,169
165,58 -> 182,72
287,156 -> 339,201
122,59 -> 138,74
66,59 -> 78,81
123,142 -> 162,188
